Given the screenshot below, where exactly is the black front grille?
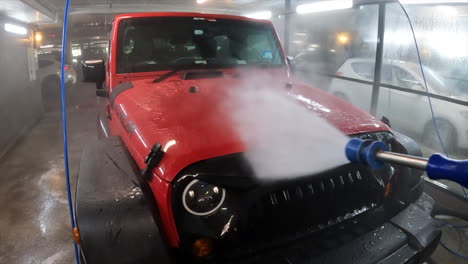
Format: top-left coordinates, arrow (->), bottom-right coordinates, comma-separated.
222,215 -> 378,262
244,164 -> 384,243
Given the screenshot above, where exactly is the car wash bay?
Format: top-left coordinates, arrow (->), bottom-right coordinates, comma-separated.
0,0 -> 468,263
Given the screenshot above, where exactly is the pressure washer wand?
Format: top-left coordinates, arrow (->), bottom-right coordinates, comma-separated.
345,138 -> 468,188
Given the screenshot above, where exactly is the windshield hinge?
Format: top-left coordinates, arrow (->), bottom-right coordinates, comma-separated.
141,143 -> 165,181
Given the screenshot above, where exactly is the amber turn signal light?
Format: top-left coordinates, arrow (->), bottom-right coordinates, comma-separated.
192,238 -> 214,257
73,227 -> 81,244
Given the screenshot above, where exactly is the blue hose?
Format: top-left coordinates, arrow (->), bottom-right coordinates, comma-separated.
59,0 -> 81,262
439,241 -> 468,260
439,222 -> 468,229
396,5 -> 468,260
439,221 -> 468,259
397,1 -> 468,199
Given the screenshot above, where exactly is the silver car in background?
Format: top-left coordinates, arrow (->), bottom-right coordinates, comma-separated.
37,53 -> 77,111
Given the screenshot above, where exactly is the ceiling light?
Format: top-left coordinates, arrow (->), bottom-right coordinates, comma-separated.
244,11 -> 272,20
35,32 -> 43,42
196,0 -> 207,4
4,23 -> 27,35
296,0 -> 353,14
337,32 -> 350,45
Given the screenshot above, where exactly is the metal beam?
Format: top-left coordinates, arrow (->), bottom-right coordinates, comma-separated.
284,0 -> 292,55
370,3 -> 386,116
19,0 -> 58,21
69,4 -> 240,15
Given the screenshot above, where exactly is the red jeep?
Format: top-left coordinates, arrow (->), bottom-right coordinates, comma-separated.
76,12 -> 440,264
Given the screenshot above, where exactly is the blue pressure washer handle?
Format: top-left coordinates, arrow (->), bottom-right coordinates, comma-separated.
427,154 -> 468,188
345,138 -> 389,169
345,138 -> 468,188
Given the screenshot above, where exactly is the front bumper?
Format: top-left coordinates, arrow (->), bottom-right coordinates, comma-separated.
225,193 -> 440,264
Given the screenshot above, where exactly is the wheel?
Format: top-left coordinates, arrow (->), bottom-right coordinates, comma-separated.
422,119 -> 457,154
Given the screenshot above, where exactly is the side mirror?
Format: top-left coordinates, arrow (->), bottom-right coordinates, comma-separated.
381,116 -> 391,128
84,59 -> 105,89
96,89 -> 108,98
287,56 -> 296,74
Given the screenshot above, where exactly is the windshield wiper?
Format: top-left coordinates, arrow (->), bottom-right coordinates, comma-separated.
153,68 -> 183,83
152,60 -> 208,83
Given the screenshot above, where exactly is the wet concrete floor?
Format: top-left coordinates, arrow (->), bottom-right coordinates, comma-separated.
0,82 -> 99,264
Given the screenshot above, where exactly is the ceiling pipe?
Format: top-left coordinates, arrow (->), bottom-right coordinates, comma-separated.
69,4 -> 240,15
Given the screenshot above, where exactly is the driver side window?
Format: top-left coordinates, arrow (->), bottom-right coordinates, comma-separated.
231,31 -> 280,65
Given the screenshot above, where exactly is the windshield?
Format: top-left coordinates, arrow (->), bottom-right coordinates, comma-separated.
116,17 -> 285,73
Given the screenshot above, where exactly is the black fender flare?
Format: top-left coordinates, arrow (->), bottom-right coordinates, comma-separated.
75,136 -> 171,264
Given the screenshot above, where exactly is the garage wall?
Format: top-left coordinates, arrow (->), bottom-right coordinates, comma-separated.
0,16 -> 43,158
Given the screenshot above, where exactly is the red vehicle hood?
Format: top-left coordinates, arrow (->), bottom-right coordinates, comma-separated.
114,69 -> 389,181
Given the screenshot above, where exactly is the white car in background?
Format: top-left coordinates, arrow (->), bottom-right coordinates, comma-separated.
329,58 -> 468,152
38,54 -> 77,87
37,53 -> 77,111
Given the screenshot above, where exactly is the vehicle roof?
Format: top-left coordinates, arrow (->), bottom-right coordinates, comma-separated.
342,58 -> 444,78
113,12 -> 274,25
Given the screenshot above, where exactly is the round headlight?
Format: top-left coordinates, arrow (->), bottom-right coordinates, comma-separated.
182,180 -> 226,216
